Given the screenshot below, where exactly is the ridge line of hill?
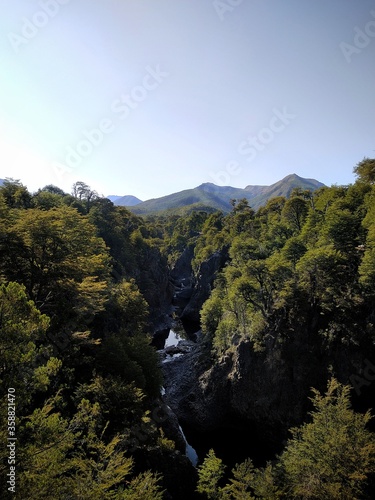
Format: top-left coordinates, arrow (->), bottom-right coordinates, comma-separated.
111,173 -> 325,214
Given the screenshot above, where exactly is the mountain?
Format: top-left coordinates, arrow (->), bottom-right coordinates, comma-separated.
127,183 -> 252,215
107,195 -> 122,203
122,174 -> 325,215
245,174 -> 324,208
107,194 -> 142,206
0,179 -> 5,186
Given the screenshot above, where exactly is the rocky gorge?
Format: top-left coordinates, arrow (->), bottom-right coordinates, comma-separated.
153,239 -> 375,475
153,244 -> 287,470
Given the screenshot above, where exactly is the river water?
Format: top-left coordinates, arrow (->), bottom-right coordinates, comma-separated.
164,329 -> 181,347
161,328 -> 199,466
179,425 -> 199,467
161,327 -> 282,471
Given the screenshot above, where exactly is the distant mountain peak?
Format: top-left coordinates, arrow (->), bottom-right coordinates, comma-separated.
116,174 -> 325,215
107,194 -> 142,206
281,173 -> 324,184
284,173 -> 301,179
198,182 -> 231,193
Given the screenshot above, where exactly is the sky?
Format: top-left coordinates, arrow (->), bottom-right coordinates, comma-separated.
0,0 -> 374,201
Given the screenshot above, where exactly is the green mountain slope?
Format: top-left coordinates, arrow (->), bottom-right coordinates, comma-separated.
124,174 -> 325,215
248,174 -> 325,208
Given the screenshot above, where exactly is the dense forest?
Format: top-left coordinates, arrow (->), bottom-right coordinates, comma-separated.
1,158 -> 375,499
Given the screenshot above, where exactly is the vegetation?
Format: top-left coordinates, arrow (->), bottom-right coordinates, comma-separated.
1,158 -> 375,498
199,159 -> 375,358
0,180 -> 179,498
196,378 -> 375,499
129,174 -> 324,215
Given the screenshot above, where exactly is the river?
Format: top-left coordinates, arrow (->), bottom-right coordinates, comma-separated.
161,326 -> 282,472
161,327 -> 199,466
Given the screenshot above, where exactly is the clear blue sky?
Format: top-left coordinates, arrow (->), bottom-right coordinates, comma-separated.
1,0 -> 374,200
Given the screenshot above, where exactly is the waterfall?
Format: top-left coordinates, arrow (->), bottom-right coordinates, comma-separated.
161,325 -> 199,467
178,425 -> 199,467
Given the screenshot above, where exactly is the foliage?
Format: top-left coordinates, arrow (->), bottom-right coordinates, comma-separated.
221,459 -> 257,499
354,157 -> 375,185
197,159 -> 375,356
0,282 -> 51,408
196,379 -> 375,499
0,182 -> 178,498
2,161 -> 375,498
14,397 -> 164,500
0,205 -> 110,327
0,178 -> 32,208
196,448 -> 226,499
279,378 -> 375,499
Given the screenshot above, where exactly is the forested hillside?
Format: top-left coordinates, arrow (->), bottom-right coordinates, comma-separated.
1,159 -> 375,499
0,180 -> 195,499
125,174 -> 324,215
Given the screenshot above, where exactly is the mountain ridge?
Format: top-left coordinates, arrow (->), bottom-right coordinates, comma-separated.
107,194 -> 143,206
110,174 -> 325,215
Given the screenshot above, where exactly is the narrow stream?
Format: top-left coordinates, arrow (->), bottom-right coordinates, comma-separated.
178,425 -> 199,467
161,327 -> 200,466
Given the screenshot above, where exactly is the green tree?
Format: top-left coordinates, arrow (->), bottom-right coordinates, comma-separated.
73,375 -> 145,436
201,292 -> 224,342
120,471 -> 164,499
0,206 -> 110,326
228,198 -> 255,235
359,193 -> 375,290
281,196 -> 308,232
197,448 -> 226,499
279,378 -> 375,499
281,237 -> 307,267
32,190 -> 63,210
296,246 -> 347,310
353,157 -> 375,184
16,402 -> 77,500
221,459 -> 257,499
40,184 -> 67,196
72,181 -> 98,212
0,178 -> 32,208
321,201 -> 360,253
97,332 -> 162,399
16,397 -> 163,500
0,282 -> 51,407
98,280 -> 149,336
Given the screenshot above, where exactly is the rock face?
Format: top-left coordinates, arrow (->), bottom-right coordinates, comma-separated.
162,335 -> 219,431
180,252 -> 222,323
170,245 -> 195,284
162,247 -> 321,454
163,248 -> 324,456
162,331 -> 326,446
157,399 -> 188,453
174,247 -> 229,324
162,249 -> 375,469
139,247 -> 175,338
141,256 -> 173,312
151,327 -> 171,350
163,331 -> 374,438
